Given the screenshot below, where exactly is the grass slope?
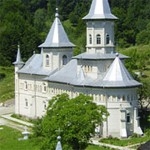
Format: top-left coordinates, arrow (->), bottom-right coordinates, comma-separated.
0,126 -> 39,150
0,66 -> 14,102
0,126 -> 111,150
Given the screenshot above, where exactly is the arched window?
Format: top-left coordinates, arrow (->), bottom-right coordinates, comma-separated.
46,55 -> 49,66
43,83 -> 47,92
89,34 -> 92,44
96,34 -> 101,44
62,55 -> 67,65
106,34 -> 110,44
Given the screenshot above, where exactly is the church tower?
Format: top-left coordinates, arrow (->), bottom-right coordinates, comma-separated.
83,0 -> 117,54
13,45 -> 24,114
39,8 -> 75,70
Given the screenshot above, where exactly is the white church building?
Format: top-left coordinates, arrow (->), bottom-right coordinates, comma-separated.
13,0 -> 143,138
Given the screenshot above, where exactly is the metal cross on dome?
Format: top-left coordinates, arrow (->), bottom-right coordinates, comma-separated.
56,128 -> 63,135
55,128 -> 63,150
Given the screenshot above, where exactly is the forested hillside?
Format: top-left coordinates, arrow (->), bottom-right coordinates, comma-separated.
0,0 -> 150,66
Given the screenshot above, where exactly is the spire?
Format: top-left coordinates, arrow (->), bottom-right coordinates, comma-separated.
13,45 -> 24,65
55,7 -> 59,18
55,136 -> 62,150
83,0 -> 117,20
39,8 -> 75,48
102,53 -> 141,87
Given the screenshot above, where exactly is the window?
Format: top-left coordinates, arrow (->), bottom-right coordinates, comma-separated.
84,65 -> 92,72
96,34 -> 101,44
24,81 -> 27,90
89,34 -> 92,44
25,99 -> 28,107
62,55 -> 67,65
126,113 -> 130,123
122,95 -> 126,101
43,83 -> 47,92
46,55 -> 49,66
106,34 -> 110,44
43,101 -> 47,110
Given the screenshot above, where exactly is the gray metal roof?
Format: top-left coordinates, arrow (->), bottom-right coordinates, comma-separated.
83,0 -> 117,20
73,52 -> 128,60
18,54 -> 56,76
13,45 -> 24,65
45,59 -> 92,85
95,55 -> 141,87
39,9 -> 75,48
55,136 -> 62,150
45,59 -> 79,83
47,55 -> 141,88
55,141 -> 62,150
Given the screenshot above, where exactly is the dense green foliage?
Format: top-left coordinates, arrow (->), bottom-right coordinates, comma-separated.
0,66 -> 14,102
0,0 -> 150,65
33,93 -> 109,150
119,45 -> 150,112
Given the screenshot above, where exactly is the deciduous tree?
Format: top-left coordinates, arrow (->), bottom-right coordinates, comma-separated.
33,93 -> 109,150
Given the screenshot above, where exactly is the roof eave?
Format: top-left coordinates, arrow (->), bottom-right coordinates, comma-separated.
38,44 -> 75,48
83,15 -> 118,20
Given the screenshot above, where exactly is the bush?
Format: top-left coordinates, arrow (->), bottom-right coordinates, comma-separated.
131,133 -> 141,138
0,73 -> 6,81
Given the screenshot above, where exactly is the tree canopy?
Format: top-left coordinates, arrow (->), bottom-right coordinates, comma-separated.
0,0 -> 150,65
33,93 -> 109,150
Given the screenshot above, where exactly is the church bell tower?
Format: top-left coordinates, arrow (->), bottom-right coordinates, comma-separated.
83,0 -> 117,54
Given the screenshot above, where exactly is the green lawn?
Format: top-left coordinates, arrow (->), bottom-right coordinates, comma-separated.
86,145 -> 112,150
100,133 -> 150,147
0,126 -> 39,150
0,66 -> 14,102
0,126 -> 111,150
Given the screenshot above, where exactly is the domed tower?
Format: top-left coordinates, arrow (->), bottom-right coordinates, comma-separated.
83,0 -> 117,54
99,53 -> 143,137
39,8 -> 75,71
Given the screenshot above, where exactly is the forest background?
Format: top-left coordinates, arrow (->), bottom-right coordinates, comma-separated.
0,0 -> 150,66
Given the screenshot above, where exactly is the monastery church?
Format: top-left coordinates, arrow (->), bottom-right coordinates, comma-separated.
13,0 -> 143,138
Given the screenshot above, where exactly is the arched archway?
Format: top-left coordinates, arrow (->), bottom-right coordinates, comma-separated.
62,55 -> 67,65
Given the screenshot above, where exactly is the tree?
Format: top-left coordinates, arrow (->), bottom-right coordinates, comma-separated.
138,81 -> 150,112
136,22 -> 150,45
33,93 -> 109,150
0,0 -> 40,65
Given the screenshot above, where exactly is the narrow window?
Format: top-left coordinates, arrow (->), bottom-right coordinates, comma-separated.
24,81 -> 27,90
126,113 -> 130,123
89,34 -> 92,44
96,34 -> 101,44
43,83 -> 47,92
46,55 -> 49,66
43,101 -> 47,110
25,99 -> 28,107
122,95 -> 126,101
62,55 -> 67,65
106,34 -> 110,44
